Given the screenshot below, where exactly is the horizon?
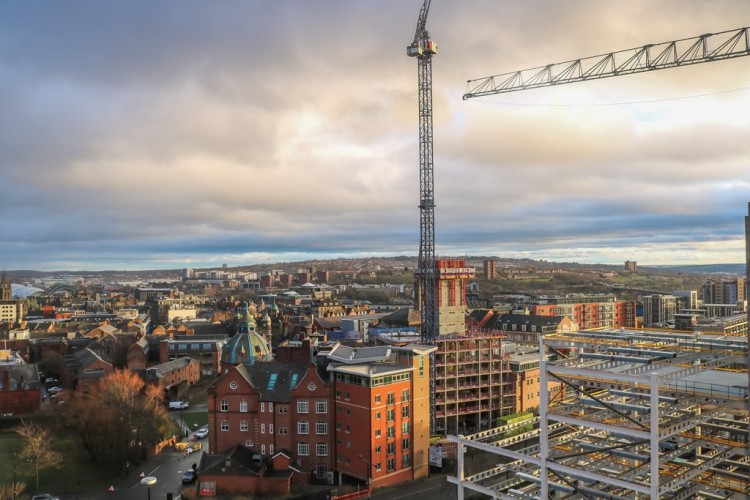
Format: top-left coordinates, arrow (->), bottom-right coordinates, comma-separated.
3,256 -> 747,275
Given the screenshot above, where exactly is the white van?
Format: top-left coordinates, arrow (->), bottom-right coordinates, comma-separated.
169,401 -> 189,410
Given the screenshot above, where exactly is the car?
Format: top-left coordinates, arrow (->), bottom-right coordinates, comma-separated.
169,401 -> 189,410
194,427 -> 208,439
32,494 -> 60,500
44,377 -> 58,384
48,387 -> 63,394
182,469 -> 197,484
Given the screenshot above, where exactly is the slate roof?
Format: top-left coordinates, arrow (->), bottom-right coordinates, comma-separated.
199,445 -> 262,476
379,308 -> 421,327
0,363 -> 40,390
234,362 -> 316,403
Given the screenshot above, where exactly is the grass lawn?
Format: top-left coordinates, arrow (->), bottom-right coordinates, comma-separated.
182,410 -> 208,432
0,428 -> 120,496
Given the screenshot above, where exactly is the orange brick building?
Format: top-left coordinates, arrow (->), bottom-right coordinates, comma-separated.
326,344 -> 435,489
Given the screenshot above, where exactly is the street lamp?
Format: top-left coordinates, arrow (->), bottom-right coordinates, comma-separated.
140,476 -> 157,500
358,454 -> 372,497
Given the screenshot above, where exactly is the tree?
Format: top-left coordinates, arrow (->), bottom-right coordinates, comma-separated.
63,370 -> 174,469
14,420 -> 62,494
0,481 -> 26,500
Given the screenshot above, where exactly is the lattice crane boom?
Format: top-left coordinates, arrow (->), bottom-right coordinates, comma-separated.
464,26 -> 750,99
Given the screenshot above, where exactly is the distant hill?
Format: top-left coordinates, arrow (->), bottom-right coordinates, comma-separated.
644,263 -> 746,275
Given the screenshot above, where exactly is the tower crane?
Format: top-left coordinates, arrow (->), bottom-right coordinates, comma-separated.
407,0 -> 439,436
461,25 -> 750,498
408,0 -> 439,346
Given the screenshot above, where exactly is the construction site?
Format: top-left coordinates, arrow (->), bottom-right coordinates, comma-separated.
447,326 -> 750,499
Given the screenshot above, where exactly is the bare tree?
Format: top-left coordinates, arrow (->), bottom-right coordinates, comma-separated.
0,480 -> 26,500
15,420 -> 62,494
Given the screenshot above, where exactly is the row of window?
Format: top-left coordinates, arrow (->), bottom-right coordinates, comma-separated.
218,421 -> 330,435
218,399 -> 327,414
336,454 -> 409,470
298,442 -> 328,456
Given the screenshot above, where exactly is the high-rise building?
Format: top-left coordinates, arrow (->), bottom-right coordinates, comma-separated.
641,294 -> 679,326
624,260 -> 637,272
483,259 -> 496,280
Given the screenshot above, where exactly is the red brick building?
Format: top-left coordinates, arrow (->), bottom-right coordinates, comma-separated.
0,353 -> 41,416
207,361 -> 335,481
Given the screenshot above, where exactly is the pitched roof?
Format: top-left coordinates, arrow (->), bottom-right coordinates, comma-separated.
234,362 -> 317,403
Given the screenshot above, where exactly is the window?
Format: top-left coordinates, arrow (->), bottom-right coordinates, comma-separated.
375,429 -> 381,438
261,444 -> 266,454
316,443 -> 328,456
240,420 -> 248,432
279,427 -> 288,435
402,389 -> 409,402
345,424 -> 350,433
375,463 -> 382,472
298,401 -> 309,413
401,406 -> 409,418
375,395 -> 381,404
316,422 -> 328,435
375,444 -> 381,453
221,420 -> 229,431
270,444 -> 274,454
260,402 -> 265,412
220,400 -> 228,412
269,402 -> 273,412
402,454 -> 409,467
345,408 -> 350,416
279,405 -> 288,414
239,400 -> 248,412
402,422 -> 409,434
269,424 -> 274,434
261,424 -> 265,434
336,390 -> 341,398
336,422 -> 342,431
387,442 -> 395,455
402,438 -> 409,450
387,409 -> 395,422
316,400 -> 327,413
298,421 -> 309,434
387,426 -> 395,438
375,411 -> 381,420
386,392 -> 395,405
346,440 -> 351,448
298,442 -> 309,456
387,458 -> 396,471
345,392 -> 350,400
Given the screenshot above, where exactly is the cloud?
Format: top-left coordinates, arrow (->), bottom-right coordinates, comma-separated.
1,1 -> 749,270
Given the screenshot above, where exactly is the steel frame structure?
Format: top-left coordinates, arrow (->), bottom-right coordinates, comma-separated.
448,328 -> 750,499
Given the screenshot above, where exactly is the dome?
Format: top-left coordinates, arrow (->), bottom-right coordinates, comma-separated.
221,301 -> 272,366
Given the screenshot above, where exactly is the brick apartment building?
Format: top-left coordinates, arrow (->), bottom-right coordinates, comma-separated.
206,342 -> 435,490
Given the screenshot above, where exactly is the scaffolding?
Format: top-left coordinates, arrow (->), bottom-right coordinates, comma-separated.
448,328 -> 750,499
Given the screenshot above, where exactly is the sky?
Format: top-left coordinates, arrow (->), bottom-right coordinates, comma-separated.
2,1 -> 750,271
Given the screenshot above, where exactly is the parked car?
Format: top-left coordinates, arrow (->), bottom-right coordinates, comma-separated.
32,494 -> 60,500
182,470 -> 197,484
169,401 -> 189,410
48,387 -> 63,394
194,427 -> 208,439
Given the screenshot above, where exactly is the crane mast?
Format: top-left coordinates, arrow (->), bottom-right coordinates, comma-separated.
408,0 -> 439,345
408,0 -> 439,436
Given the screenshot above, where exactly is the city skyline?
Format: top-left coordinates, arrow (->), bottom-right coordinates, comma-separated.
2,1 -> 750,271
